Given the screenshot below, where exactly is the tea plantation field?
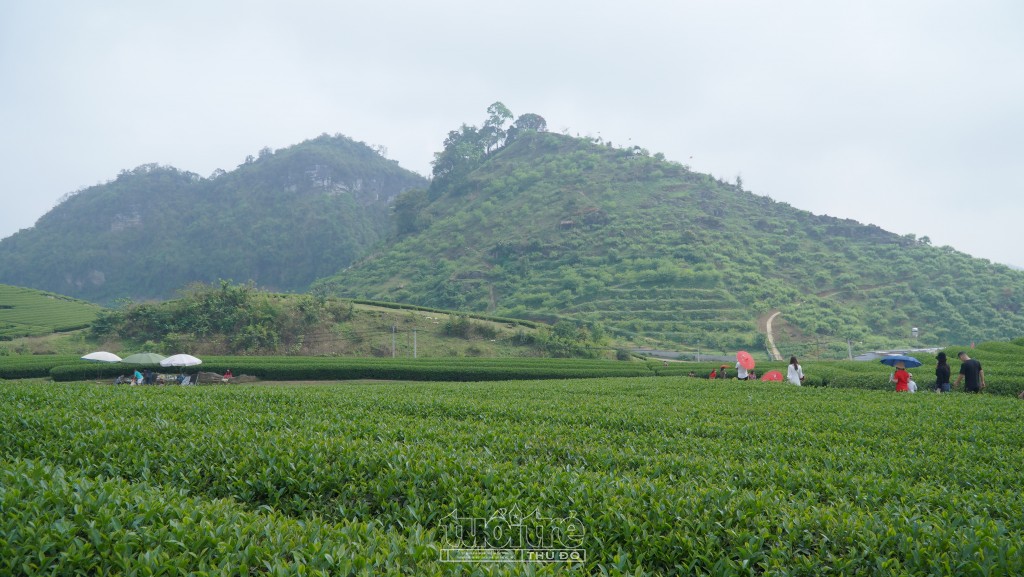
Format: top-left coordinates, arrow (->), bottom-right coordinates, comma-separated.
0,284 -> 101,339
1,378 -> 1022,575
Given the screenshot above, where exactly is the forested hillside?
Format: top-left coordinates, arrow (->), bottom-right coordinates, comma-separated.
2,107 -> 1020,356
0,134 -> 426,303
324,105 -> 1024,355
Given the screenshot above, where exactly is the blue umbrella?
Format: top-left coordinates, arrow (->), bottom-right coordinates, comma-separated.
879,354 -> 922,368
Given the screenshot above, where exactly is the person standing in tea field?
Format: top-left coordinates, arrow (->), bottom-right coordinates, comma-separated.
934,352 -> 951,393
954,351 -> 985,393
890,361 -> 911,392
786,356 -> 804,386
735,360 -> 749,380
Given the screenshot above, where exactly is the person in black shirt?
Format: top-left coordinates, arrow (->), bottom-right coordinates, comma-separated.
953,351 -> 985,393
934,352 -> 951,393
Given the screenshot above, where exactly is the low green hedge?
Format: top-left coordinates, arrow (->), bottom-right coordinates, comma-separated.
350,299 -> 539,329
0,355 -> 81,379
50,359 -> 653,383
23,340 -> 1024,397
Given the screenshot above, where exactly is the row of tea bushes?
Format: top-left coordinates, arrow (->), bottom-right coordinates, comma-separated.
7,339 -> 1024,396
1,379 -> 1022,574
0,354 -> 80,379
47,356 -> 654,383
0,457 -> 434,576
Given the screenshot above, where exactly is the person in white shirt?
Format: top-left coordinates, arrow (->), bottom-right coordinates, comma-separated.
786,356 -> 804,386
735,361 -> 749,380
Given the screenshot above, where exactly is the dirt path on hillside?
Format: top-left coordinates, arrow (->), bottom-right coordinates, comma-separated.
757,310 -> 784,361
756,283 -> 894,362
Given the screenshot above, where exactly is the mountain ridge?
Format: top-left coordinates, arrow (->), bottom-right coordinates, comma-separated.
1,111 -> 1020,356
322,125 -> 1024,355
0,134 -> 427,303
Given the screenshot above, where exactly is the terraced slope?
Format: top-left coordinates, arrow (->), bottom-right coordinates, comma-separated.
0,284 -> 100,339
329,129 -> 1024,355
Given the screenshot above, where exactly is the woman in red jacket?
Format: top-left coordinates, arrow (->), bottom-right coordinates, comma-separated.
892,362 -> 911,392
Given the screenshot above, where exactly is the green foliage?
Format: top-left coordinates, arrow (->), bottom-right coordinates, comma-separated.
330,125 -> 1024,353
91,281 -> 316,355
0,135 -> 427,304
81,282 -> 562,358
507,112 -> 548,141
2,379 -> 1024,574
442,314 -> 470,338
49,357 -> 653,382
343,298 -> 536,328
0,458 -> 432,575
4,106 -> 1022,357
0,355 -> 81,379
0,284 -> 101,339
429,102 -> 547,197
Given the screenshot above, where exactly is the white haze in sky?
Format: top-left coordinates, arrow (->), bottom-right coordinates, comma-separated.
2,1 -> 1022,267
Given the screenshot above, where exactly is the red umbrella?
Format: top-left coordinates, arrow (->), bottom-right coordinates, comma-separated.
736,350 -> 755,370
761,370 -> 784,381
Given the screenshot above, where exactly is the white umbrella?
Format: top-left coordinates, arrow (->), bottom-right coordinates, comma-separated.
81,351 -> 122,363
160,353 -> 202,368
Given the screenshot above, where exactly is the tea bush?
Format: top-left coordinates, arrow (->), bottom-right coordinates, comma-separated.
1,379 -> 1022,574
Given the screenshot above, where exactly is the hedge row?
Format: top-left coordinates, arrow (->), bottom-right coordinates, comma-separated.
11,340 -> 1024,396
7,354 -> 650,382
49,359 -> 654,383
0,355 -> 81,379
349,299 -> 539,329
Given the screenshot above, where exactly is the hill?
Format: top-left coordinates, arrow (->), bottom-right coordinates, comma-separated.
0,283 -> 101,340
85,280 -> 586,359
322,105 -> 1024,356
0,134 -> 427,304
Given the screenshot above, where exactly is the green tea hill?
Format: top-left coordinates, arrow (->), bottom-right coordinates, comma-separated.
0,134 -> 427,304
0,283 -> 101,339
323,107 -> 1024,356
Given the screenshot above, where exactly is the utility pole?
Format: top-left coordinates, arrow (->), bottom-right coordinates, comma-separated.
391,324 -> 396,358
847,339 -> 854,361
413,328 -> 417,358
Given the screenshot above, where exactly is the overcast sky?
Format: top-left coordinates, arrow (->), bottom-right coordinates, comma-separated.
3,1 -> 1022,267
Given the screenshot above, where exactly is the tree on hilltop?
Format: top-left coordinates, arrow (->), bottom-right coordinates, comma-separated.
430,102 -> 546,195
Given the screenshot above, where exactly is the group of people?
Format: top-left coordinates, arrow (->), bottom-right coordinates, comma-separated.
113,369 -> 234,385
708,365 -> 733,380
702,356 -> 805,385
697,350 -> 987,393
752,351 -> 984,393
113,370 -> 187,385
708,364 -> 758,380
920,351 -> 984,393
735,362 -> 757,381
890,351 -> 984,393
114,369 -> 161,385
